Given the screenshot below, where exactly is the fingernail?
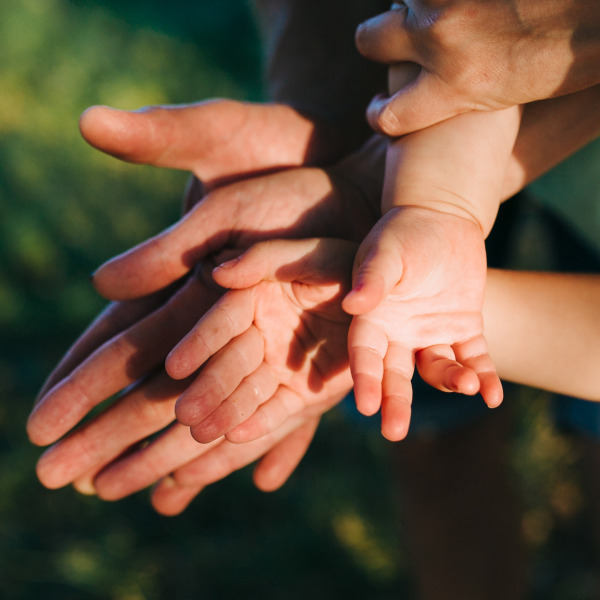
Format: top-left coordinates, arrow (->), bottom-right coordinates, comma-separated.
346,282 -> 364,297
214,257 -> 240,271
160,475 -> 178,489
73,478 -> 97,496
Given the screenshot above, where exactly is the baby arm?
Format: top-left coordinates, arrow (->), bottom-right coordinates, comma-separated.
343,95 -> 520,439
482,270 -> 600,401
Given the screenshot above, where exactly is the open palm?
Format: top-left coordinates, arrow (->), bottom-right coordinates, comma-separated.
169,238 -> 356,444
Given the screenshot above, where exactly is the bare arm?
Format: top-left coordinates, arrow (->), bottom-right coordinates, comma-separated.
484,269 -> 600,400
503,85 -> 600,199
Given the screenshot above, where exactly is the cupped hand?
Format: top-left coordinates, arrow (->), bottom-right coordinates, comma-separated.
168,238 -> 356,444
342,207 -> 502,441
29,162 -> 379,500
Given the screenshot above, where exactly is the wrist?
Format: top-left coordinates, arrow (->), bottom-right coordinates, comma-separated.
384,203 -> 491,240
327,136 -> 387,241
382,180 -> 500,238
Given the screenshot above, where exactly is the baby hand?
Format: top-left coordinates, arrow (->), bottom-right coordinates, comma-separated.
342,206 -> 502,441
167,238 -> 356,444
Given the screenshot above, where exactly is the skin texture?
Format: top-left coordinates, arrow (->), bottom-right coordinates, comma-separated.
343,208 -> 501,441
355,0 -> 600,135
28,0 -> 600,511
28,106 -> 384,511
341,107 -> 520,435
29,85 -> 600,506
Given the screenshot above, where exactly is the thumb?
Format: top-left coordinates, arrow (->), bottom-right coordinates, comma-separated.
80,101 -> 323,187
367,72 -> 467,136
212,239 -> 356,290
342,227 -> 404,315
79,103 -> 227,171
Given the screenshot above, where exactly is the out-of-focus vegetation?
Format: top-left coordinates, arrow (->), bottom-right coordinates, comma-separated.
0,1 -> 598,598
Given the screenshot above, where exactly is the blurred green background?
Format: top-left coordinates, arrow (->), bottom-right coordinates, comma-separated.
0,1 -> 598,598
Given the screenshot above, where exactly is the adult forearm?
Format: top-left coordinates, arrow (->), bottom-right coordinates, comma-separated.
502,85 -> 600,199
252,0 -> 389,155
484,269 -> 600,400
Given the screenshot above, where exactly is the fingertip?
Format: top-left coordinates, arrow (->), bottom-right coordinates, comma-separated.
72,476 -> 98,496
151,477 -> 200,516
253,472 -> 285,493
91,258 -> 141,301
366,93 -> 403,137
211,261 -> 239,288
78,104 -> 111,134
252,457 -> 291,493
79,105 -> 133,153
483,380 -> 504,409
190,421 -> 222,445
164,349 -> 193,382
380,392 -> 412,442
26,413 -> 56,448
342,286 -> 379,315
353,385 -> 382,418
173,395 -> 196,427
94,483 -> 124,502
35,450 -> 66,490
381,420 -> 410,442
224,423 -> 257,444
449,368 -> 481,396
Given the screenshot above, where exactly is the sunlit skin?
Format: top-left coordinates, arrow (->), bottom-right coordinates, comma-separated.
356,0 -> 600,135
343,208 -> 499,440
342,83 -> 521,433
27,101 -> 383,511
78,100 -> 349,190
34,236 -> 359,512
28,69 -> 600,511
168,238 -> 355,443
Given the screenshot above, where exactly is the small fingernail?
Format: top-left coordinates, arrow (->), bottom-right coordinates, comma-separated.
213,257 -> 240,271
161,475 -> 178,489
73,478 -> 97,496
346,282 -> 364,298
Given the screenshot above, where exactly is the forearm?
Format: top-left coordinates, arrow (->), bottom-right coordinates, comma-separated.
503,85 -> 600,199
252,0 -> 388,157
484,269 -> 600,400
384,107 -> 521,236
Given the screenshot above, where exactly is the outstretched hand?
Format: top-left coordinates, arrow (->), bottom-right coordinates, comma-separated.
31,235 -> 358,511
168,238 -> 355,444
28,109 -> 382,506
79,100 -> 349,189
342,206 -> 502,442
356,0 -> 600,136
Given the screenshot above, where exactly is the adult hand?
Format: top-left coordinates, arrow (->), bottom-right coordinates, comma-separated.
81,236 -> 360,515
79,99 -> 354,190
28,153 -> 382,503
356,0 -> 600,135
89,147 -> 381,302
